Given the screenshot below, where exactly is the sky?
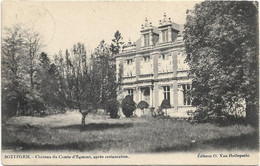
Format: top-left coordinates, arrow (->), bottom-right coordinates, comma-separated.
2,1 -> 199,56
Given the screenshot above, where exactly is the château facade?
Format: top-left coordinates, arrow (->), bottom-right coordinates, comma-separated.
115,14 -> 196,117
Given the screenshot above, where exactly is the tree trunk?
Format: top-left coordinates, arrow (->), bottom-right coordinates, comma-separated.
30,72 -> 34,89
16,100 -> 20,116
246,98 -> 258,128
81,113 -> 87,126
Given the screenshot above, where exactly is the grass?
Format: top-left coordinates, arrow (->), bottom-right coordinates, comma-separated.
2,111 -> 258,153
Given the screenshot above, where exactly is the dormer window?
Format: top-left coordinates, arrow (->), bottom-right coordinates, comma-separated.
162,29 -> 168,42
144,34 -> 150,46
127,59 -> 133,65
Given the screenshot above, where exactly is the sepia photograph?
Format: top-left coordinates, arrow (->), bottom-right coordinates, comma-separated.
1,1 -> 259,165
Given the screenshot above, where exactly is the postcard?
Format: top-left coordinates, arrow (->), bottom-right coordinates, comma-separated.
1,1 -> 259,165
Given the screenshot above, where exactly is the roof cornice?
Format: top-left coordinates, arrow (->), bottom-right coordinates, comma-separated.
115,42 -> 185,58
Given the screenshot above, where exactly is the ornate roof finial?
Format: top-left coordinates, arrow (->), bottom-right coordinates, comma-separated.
159,20 -> 162,25
168,17 -> 171,23
163,13 -> 167,23
128,38 -> 131,45
149,22 -> 152,27
141,24 -> 144,29
145,17 -> 148,27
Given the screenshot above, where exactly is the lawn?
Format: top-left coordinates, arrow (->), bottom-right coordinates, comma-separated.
2,111 -> 258,153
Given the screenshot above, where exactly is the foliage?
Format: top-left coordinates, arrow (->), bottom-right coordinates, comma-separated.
184,1 -> 258,125
160,99 -> 171,109
56,43 -> 101,126
52,38 -> 123,125
1,24 -> 45,118
2,25 -> 26,119
36,52 -> 66,114
105,98 -> 119,118
110,30 -> 124,56
1,24 -> 124,125
92,39 -> 122,117
160,99 -> 171,116
122,95 -> 136,117
137,101 -> 149,110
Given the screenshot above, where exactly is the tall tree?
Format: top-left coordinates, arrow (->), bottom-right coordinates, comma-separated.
19,28 -> 43,114
36,52 -> 65,113
109,31 -> 124,117
58,43 -> 102,126
93,40 -> 111,107
110,30 -> 124,56
93,40 -> 123,118
2,24 -> 27,118
23,30 -> 41,90
184,1 -> 258,125
2,24 -> 44,117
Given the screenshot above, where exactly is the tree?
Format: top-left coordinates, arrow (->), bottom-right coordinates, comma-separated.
19,29 -> 43,115
137,100 -> 149,115
137,101 -> 149,110
2,24 -> 27,119
122,95 -> 136,117
23,29 -> 41,90
2,24 -> 48,118
110,30 -> 124,56
105,98 -> 119,118
93,39 -> 123,118
109,31 -> 124,116
184,1 -> 258,125
92,40 -> 112,109
65,43 -> 100,126
160,99 -> 171,116
51,40 -> 123,124
36,52 -> 65,114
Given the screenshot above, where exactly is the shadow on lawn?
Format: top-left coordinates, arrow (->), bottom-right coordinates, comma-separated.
52,123 -> 133,131
153,131 -> 259,152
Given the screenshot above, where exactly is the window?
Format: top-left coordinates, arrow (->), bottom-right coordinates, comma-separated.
182,84 -> 191,105
163,86 -> 170,102
161,54 -> 168,60
162,54 -> 165,59
127,59 -> 133,65
128,89 -> 134,98
162,30 -> 168,43
144,34 -> 150,46
143,56 -> 150,62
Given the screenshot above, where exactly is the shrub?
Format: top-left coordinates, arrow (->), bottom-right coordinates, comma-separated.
121,95 -> 136,117
193,106 -> 228,124
106,99 -> 120,119
137,101 -> 149,110
160,99 -> 171,116
192,107 -> 210,123
28,98 -> 46,116
160,99 -> 171,109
